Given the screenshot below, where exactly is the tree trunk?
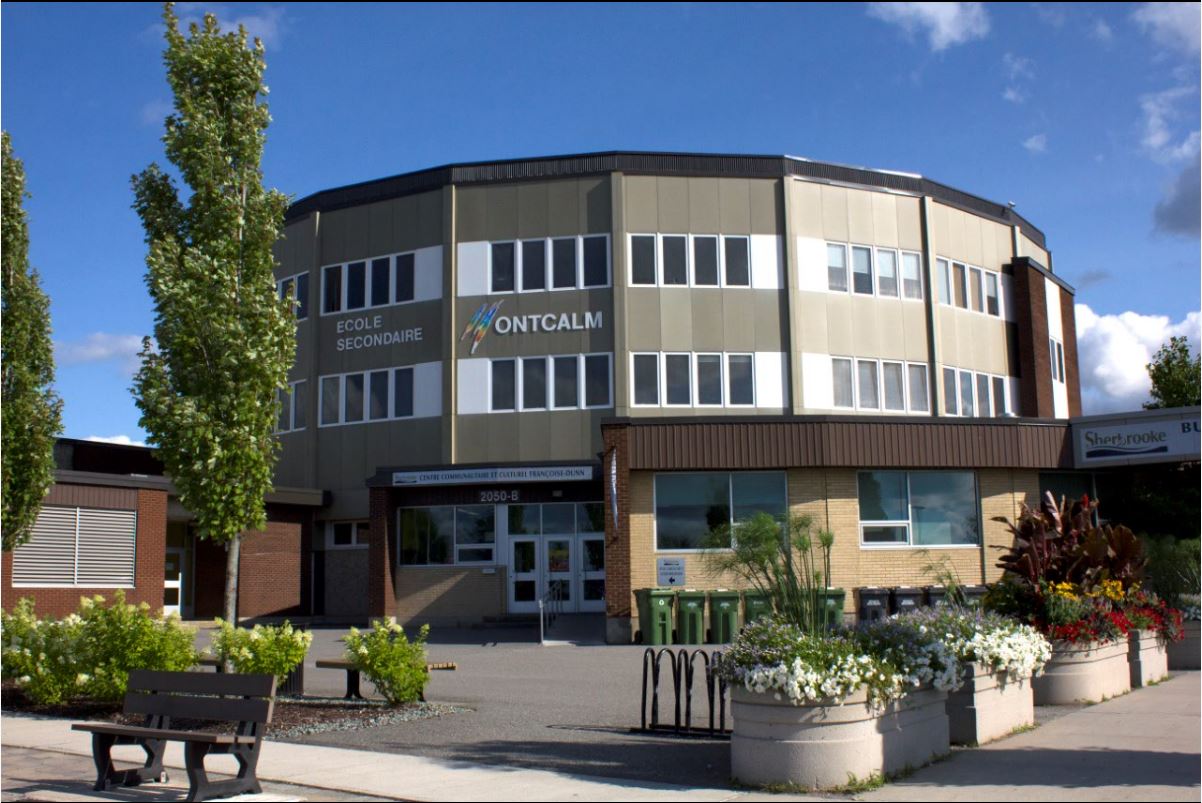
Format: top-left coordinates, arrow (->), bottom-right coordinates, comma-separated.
224,533 -> 240,622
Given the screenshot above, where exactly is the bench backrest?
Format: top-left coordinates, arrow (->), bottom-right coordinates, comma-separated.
124,670 -> 276,725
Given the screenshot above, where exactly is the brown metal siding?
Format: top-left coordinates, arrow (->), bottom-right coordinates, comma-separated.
620,419 -> 1070,471
44,484 -> 138,511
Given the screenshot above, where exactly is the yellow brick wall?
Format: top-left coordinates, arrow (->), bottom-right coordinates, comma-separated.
395,566 -> 507,626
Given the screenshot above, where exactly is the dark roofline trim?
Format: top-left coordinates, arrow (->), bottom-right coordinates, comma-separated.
284,150 -> 1047,250
1008,255 -> 1075,295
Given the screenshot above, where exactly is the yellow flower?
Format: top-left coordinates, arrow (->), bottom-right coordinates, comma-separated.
1051,582 -> 1079,600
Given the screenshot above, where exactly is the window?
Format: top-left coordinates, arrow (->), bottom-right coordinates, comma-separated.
321,376 -> 340,425
318,367 -> 420,425
521,240 -> 546,291
633,354 -> 660,405
858,471 -> 979,547
582,236 -> 608,287
553,355 -> 578,408
969,267 -> 983,313
584,354 -> 611,408
344,374 -> 365,422
326,521 -> 369,550
662,235 -> 688,285
489,354 -> 611,412
369,371 -> 389,420
398,506 -> 495,565
901,253 -> 923,300
665,354 -> 692,406
277,380 -> 307,433
877,249 -> 898,297
724,237 -> 750,287
631,235 -> 657,285
937,259 -> 951,305
727,355 -> 755,405
371,258 -> 390,307
697,354 -> 723,405
942,367 -> 958,415
346,261 -> 366,309
833,358 -> 854,409
882,361 -> 905,411
827,244 -> 848,292
492,359 -> 516,411
277,273 -> 309,319
394,367 -> 414,418
552,238 -> 577,289
985,272 -> 1000,316
857,359 -> 879,409
12,506 -> 137,587
322,265 -> 342,313
959,370 -> 975,417
395,253 -> 415,303
908,364 -> 929,413
976,372 -> 991,419
851,246 -> 873,295
655,472 -> 787,550
491,242 -> 516,293
522,357 -> 547,410
454,505 -> 496,563
1050,338 -> 1066,383
322,250 -> 427,314
693,236 -> 719,286
952,262 -> 967,308
992,376 -> 1008,417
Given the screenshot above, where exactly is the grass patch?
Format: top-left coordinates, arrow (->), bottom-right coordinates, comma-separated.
1008,721 -> 1039,736
834,771 -> 887,794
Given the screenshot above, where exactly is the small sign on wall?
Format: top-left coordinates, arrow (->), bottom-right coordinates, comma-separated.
657,557 -> 686,587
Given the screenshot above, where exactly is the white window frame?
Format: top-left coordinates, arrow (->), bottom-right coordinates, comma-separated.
318,366 -> 420,426
900,251 -> 924,301
490,353 -> 613,413
850,244 -> 875,296
858,470 -> 981,550
488,358 -> 518,413
629,233 -> 660,286
628,232 -> 757,289
488,240 -> 519,295
934,255 -> 1004,318
581,352 -> 614,409
855,358 -> 881,410
326,520 -> 369,551
631,352 -> 662,407
721,235 -> 752,288
691,234 -> 721,287
880,360 -> 907,412
1050,338 -> 1066,383
653,471 -> 788,553
320,249 -> 427,317
826,242 -> 850,294
276,272 -> 309,320
662,352 -> 694,408
694,353 -> 725,407
875,248 -> 900,298
907,362 -> 930,414
726,353 -> 757,407
832,357 -> 855,409
277,379 -> 307,433
395,505 -> 498,567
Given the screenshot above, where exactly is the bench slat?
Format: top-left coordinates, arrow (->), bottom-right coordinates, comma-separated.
128,669 -> 275,698
71,723 -> 255,745
316,659 -> 456,671
124,693 -> 273,724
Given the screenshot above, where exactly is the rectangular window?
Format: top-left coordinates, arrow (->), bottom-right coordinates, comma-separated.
693,236 -> 719,286
399,507 -> 454,566
665,354 -> 692,405
584,354 -> 610,408
491,359 -> 516,411
491,242 -> 515,293
953,262 -> 967,308
552,238 -> 577,289
521,240 -> 546,291
521,357 -> 547,410
371,258 -> 390,307
985,272 -> 1000,316
582,235 -> 608,287
327,521 -> 369,550
395,253 -> 415,303
553,355 -> 578,408
943,367 -> 958,415
369,370 -> 389,420
633,354 -> 660,405
976,373 -> 991,418
1049,338 -> 1058,381
858,470 -> 980,547
937,259 -> 951,305
724,237 -> 750,287
882,361 -> 905,411
827,244 -> 848,292
394,367 -> 414,418
292,380 -> 307,430
728,354 -> 754,405
901,253 -> 923,300
833,358 -> 854,409
13,506 -> 137,587
697,354 -> 723,405
321,376 -> 340,425
323,265 -> 342,313
631,235 -> 657,285
877,249 -> 898,297
346,261 -> 366,310
857,359 -> 879,409
344,373 -> 365,422
295,273 -> 309,319
852,246 -> 873,295
1057,341 -> 1066,383
959,370 -> 975,417
455,505 -> 496,563
654,472 -> 786,550
969,267 -> 983,313
907,364 -> 929,413
662,235 -> 688,285
992,376 -> 1007,417
277,387 -> 291,433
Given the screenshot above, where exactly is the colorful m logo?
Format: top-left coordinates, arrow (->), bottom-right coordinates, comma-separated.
460,300 -> 504,355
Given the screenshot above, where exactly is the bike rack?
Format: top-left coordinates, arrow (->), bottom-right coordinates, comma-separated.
639,647 -> 730,737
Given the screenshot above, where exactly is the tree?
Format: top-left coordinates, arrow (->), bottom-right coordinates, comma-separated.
2,132 -> 63,551
133,4 -> 293,624
1144,335 -> 1201,409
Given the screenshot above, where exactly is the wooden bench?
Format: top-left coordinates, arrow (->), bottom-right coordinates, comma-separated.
315,658 -> 457,701
72,669 -> 275,803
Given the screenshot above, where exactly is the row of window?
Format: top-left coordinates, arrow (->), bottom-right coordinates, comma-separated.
826,243 -> 924,300
632,352 -> 757,408
936,259 -> 1002,317
277,380 -> 307,433
489,353 -> 612,412
630,234 -> 754,288
323,250 -> 421,315
941,367 -> 1012,418
398,502 -> 606,566
277,273 -> 310,319
1050,338 -> 1066,383
489,235 -> 610,294
320,366 -> 417,427
832,358 -> 930,413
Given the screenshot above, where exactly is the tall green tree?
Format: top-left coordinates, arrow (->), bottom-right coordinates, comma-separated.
1144,335 -> 1201,409
133,4 -> 293,623
2,132 -> 63,551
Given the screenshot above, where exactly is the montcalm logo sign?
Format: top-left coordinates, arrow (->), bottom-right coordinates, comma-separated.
460,300 -> 604,355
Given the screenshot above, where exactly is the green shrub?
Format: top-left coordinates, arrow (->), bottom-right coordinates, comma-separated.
1143,535 -> 1201,608
343,619 -> 429,706
212,619 -> 311,684
75,591 -> 199,701
1,598 -> 85,704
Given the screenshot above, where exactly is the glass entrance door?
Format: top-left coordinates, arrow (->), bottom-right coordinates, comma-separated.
504,502 -> 607,616
164,547 -> 184,617
509,538 -> 540,614
579,535 -> 605,613
544,537 -> 573,608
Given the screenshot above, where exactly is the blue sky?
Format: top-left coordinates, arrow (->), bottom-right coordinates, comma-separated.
2,2 -> 1199,440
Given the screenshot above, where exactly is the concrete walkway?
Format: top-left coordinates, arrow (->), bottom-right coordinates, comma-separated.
2,672 -> 1198,802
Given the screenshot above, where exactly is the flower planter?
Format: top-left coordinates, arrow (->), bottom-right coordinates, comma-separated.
1167,621 -> 1200,671
730,685 -> 949,790
946,662 -> 1034,745
1031,640 -> 1130,705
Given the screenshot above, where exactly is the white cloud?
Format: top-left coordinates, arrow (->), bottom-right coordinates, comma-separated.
140,99 -> 173,127
1003,52 -> 1035,81
1091,18 -> 1114,43
1003,86 -> 1026,104
1075,304 -> 1202,414
55,333 -> 146,376
1133,2 -> 1201,57
1140,86 -> 1201,163
867,3 -> 990,51
1154,151 -> 1202,237
85,435 -> 148,448
146,4 -> 287,51
1023,133 -> 1048,153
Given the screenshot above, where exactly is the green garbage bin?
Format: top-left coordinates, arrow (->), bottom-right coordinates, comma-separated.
743,590 -> 773,622
818,588 -> 847,629
708,589 -> 742,644
676,589 -> 707,645
635,588 -> 675,646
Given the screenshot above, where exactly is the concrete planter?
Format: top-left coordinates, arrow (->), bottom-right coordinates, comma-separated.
1031,640 -> 1130,705
730,685 -> 949,790
946,662 -> 1034,745
1167,620 -> 1200,671
1127,630 -> 1169,687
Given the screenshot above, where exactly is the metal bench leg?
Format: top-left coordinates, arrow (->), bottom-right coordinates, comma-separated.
184,742 -> 212,802
346,668 -> 363,700
90,733 -> 117,791
140,738 -> 168,784
232,740 -> 263,794
185,742 -> 260,802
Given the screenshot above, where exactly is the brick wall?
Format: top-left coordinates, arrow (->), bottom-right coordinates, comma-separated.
1012,261 -> 1054,417
603,428 -> 632,618
366,486 -> 397,619
1060,290 -> 1082,417
2,487 -> 168,618
237,507 -> 306,619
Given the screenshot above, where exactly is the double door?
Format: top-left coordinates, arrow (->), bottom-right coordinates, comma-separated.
509,534 -> 604,614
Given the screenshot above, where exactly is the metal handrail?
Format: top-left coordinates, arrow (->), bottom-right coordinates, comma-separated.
538,581 -> 565,645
